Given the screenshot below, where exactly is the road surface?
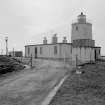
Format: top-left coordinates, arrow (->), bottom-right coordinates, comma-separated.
0,60 -> 67,105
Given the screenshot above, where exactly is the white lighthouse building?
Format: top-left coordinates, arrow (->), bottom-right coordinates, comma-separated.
71,12 -> 95,48
25,12 -> 101,65
71,12 -> 92,41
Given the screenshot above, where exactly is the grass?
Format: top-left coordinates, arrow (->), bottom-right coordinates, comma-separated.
49,61 -> 105,105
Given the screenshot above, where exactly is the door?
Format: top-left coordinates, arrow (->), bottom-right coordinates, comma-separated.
95,50 -> 97,60
35,47 -> 37,58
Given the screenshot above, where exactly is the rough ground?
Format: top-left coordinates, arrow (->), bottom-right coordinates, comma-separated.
0,56 -> 24,75
49,62 -> 105,105
0,60 -> 69,105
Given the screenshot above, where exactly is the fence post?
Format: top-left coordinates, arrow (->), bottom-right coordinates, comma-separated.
76,54 -> 78,68
30,54 -> 32,68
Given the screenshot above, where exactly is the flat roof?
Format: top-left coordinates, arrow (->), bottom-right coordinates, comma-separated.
73,46 -> 101,48
25,43 -> 72,47
94,46 -> 101,48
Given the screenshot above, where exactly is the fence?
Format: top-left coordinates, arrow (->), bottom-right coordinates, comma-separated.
13,56 -> 88,68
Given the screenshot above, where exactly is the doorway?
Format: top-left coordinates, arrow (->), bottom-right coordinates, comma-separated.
95,50 -> 97,60
35,47 -> 37,58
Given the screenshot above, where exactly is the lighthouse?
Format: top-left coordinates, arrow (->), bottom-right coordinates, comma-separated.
71,12 -> 95,47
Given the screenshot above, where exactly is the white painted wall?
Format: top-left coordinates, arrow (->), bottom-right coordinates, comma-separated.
25,46 -> 35,57
90,48 -> 94,61
37,44 -> 60,59
71,23 -> 92,42
59,44 -> 72,59
25,44 -> 95,65
25,44 -> 72,60
72,47 -> 95,65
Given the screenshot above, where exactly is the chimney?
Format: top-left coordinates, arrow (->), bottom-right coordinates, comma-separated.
43,37 -> 47,44
62,37 -> 67,43
52,34 -> 58,44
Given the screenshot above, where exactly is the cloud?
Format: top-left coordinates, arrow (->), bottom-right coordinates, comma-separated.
0,0 -> 104,54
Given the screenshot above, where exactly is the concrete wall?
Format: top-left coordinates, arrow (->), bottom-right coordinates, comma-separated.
25,44 -> 96,65
37,44 -> 60,59
25,46 -> 35,57
71,23 -> 92,42
72,47 -> 95,65
59,44 -> 72,60
25,44 -> 72,60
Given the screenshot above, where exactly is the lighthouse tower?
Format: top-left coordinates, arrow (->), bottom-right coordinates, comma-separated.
71,12 -> 95,47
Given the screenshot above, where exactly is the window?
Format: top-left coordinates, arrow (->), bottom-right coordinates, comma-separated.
54,46 -> 57,55
40,47 -> 43,54
28,47 -> 30,55
76,26 -> 78,31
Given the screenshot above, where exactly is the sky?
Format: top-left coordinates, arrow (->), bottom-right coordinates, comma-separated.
0,0 -> 105,55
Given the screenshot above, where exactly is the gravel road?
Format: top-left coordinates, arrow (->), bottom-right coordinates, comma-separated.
0,61 -> 67,105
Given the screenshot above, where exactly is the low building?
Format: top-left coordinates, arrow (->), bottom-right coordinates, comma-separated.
25,43 -> 72,60
9,51 -> 23,57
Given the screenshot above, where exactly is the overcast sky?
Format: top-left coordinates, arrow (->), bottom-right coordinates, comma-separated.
0,0 -> 105,55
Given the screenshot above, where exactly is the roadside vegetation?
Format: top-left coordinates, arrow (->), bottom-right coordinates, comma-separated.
49,61 -> 105,105
0,56 -> 25,75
